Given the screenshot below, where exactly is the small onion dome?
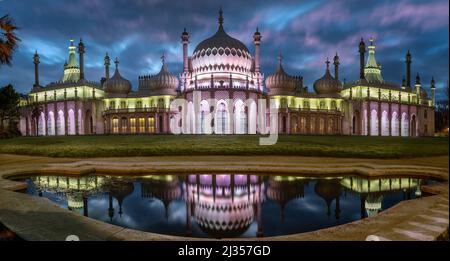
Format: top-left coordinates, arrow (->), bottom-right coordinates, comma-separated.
148,54 -> 179,95
313,58 -> 341,95
104,58 -> 132,94
314,179 -> 341,217
265,54 -> 302,94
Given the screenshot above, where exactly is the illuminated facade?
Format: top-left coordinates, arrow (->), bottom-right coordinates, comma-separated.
19,10 -> 435,137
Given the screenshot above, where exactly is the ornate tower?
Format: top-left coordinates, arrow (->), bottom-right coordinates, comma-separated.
33,51 -> 40,88
104,52 -> 110,80
431,77 -> 436,106
406,50 -> 412,89
78,39 -> 85,81
333,52 -> 340,81
181,28 -> 189,73
359,38 -> 366,80
415,73 -> 421,101
253,27 -> 262,73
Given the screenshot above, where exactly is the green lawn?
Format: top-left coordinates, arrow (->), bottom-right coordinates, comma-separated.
0,135 -> 448,158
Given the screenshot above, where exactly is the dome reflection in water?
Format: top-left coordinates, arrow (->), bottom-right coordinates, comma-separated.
25,174 -> 427,238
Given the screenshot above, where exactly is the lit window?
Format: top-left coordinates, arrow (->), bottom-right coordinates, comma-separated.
130,118 -> 136,133
139,118 -> 145,133
112,118 -> 119,133
148,117 -> 155,133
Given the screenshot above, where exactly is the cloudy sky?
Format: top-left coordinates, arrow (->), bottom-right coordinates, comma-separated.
0,0 -> 448,99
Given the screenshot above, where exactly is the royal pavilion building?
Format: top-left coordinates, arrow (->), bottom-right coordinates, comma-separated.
18,9 -> 435,137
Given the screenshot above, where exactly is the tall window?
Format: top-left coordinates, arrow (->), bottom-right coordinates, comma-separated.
112,118 -> 119,133
424,110 -> 427,119
139,118 -> 145,133
310,117 -> 315,133
130,118 -> 136,133
240,108 -> 247,134
121,117 -> 127,133
319,101 -> 326,110
303,100 -> 309,109
110,101 -> 116,109
300,117 -> 306,134
327,118 -> 334,134
148,117 -> 155,133
216,103 -> 227,134
319,117 -> 325,134
120,101 -> 126,109
331,101 -> 337,110
136,101 -> 143,109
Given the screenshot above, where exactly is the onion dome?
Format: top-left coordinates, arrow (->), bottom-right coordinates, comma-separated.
141,176 -> 181,219
191,8 -> 252,73
265,54 -> 303,95
107,178 -> 134,217
313,58 -> 342,95
365,194 -> 383,217
104,58 -> 132,94
314,179 -> 341,218
62,39 -> 80,83
185,174 -> 263,238
146,54 -> 179,95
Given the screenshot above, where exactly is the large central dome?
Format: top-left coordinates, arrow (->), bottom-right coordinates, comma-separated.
194,25 -> 249,54
191,9 -> 252,74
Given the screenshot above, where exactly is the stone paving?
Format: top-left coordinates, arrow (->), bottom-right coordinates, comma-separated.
0,154 -> 448,241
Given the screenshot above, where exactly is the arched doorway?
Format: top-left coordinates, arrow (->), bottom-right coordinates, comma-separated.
159,115 -> 164,133
282,116 -> 287,134
57,110 -> 65,135
47,111 -> 55,136
381,111 -> 389,136
391,111 -> 399,136
215,101 -> 228,134
410,115 -> 417,137
352,110 -> 360,135
85,109 -> 93,134
291,116 -> 298,134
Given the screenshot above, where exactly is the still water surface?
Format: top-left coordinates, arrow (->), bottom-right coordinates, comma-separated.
24,174 -> 429,238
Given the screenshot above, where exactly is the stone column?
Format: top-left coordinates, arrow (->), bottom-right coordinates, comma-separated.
378,102 -> 381,136
54,102 -> 58,135
367,101 -> 371,136
388,102 -> 392,136
64,100 -> 68,135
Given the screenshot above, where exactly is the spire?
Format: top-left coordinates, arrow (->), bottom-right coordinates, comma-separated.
277,52 -> 284,72
325,57 -> 330,71
104,52 -> 110,80
359,38 -> 366,80
415,72 -> 421,85
114,57 -> 119,71
333,52 -> 340,81
431,76 -> 435,88
406,50 -> 412,88
218,7 -> 224,27
160,52 -> 168,72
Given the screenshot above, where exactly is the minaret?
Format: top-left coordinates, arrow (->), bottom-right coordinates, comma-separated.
333,52 -> 340,81
253,27 -> 262,73
359,38 -> 366,80
431,77 -> 436,106
33,51 -> 40,88
181,28 -> 189,73
104,52 -> 110,80
415,73 -> 421,99
406,50 -> 412,89
78,38 -> 85,81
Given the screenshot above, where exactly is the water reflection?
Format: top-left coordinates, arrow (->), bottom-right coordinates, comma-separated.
25,174 -> 427,238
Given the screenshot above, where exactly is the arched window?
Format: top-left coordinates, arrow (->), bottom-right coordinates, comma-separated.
216,102 -> 227,134
327,118 -> 334,134
112,118 -> 119,133
319,117 -> 325,134
148,117 -> 155,133
121,117 -> 128,133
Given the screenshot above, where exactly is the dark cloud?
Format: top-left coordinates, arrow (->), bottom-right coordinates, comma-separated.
0,0 -> 448,99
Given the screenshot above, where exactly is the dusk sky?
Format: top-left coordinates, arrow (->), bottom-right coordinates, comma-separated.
0,0 -> 448,99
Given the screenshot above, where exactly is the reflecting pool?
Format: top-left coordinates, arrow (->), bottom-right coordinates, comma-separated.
22,174 -> 431,238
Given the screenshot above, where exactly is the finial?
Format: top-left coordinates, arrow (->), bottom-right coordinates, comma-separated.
277,51 -> 282,64
184,27 -> 187,33
114,57 -> 119,69
218,7 -> 224,26
80,38 -> 83,43
70,39 -> 74,46
256,27 -> 259,33
34,50 -> 38,55
161,52 -> 166,65
105,52 -> 109,57
369,37 -> 374,45
325,57 -> 330,69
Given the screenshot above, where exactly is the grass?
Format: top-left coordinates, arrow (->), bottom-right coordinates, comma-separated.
0,135 -> 448,158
